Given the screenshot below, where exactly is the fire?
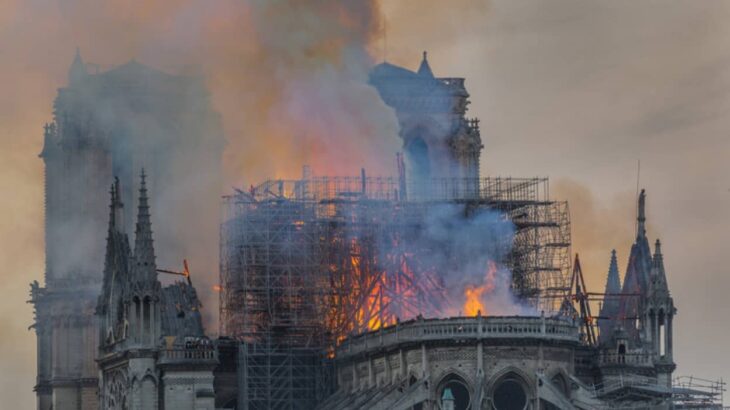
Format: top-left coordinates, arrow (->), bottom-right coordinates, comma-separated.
464,285 -> 486,316
463,260 -> 498,316
326,236 -> 447,341
212,285 -> 223,292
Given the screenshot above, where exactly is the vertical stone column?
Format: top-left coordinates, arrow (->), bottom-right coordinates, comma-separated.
667,315 -> 673,359
384,353 -> 392,385
368,357 -> 375,388
131,300 -> 136,344
645,310 -> 652,343
663,313 -> 670,359
399,349 -> 406,379
654,315 -> 661,357
148,302 -> 154,345
420,344 -> 428,378
351,363 -> 357,392
477,342 -> 484,373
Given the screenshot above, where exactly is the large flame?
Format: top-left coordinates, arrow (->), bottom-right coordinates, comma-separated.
327,236 -> 447,339
463,260 -> 498,316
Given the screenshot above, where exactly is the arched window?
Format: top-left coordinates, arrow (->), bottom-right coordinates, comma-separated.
143,296 -> 151,343
492,373 -> 528,410
406,137 -> 431,183
140,376 -> 156,409
437,374 -> 471,410
658,310 -> 666,357
133,296 -> 141,342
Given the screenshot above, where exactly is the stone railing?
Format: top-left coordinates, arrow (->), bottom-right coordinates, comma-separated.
598,352 -> 654,367
337,316 -> 580,359
158,346 -> 218,364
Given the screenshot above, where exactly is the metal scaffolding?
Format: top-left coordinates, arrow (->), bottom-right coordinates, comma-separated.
219,176 -> 571,409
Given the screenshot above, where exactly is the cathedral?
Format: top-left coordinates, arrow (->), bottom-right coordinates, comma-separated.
29,51 -> 717,410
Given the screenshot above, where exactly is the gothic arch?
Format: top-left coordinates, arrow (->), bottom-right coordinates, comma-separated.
140,374 -> 157,410
405,136 -> 431,182
487,367 -> 535,410
434,369 -> 473,410
547,369 -> 570,397
104,369 -> 129,410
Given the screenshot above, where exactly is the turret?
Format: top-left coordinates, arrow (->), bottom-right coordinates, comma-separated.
651,239 -> 669,294
369,53 -> 482,197
598,250 -> 622,344
128,169 -> 161,347
648,238 -> 675,381
97,179 -> 131,346
68,48 -> 88,87
417,51 -> 434,78
133,169 -> 157,283
637,189 -> 646,239
618,189 -> 653,342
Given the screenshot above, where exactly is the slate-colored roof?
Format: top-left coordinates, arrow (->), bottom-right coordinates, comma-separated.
160,280 -> 205,338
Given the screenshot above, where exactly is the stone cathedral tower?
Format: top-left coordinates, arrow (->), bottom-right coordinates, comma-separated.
369,52 -> 483,197
29,51 -> 224,410
96,174 -> 216,410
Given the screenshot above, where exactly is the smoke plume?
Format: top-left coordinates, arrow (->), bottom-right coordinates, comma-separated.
415,204 -> 531,317
551,179 -> 638,294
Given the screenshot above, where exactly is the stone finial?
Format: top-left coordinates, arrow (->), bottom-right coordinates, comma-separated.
417,50 -> 434,78
68,47 -> 88,87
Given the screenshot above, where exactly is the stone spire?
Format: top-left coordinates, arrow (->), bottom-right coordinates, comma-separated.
111,177 -> 124,233
133,169 -> 156,281
417,51 -> 434,78
68,47 -> 88,87
652,239 -> 669,293
598,250 -> 622,344
98,179 -> 130,319
108,181 -> 117,232
604,249 -> 621,294
103,179 -> 127,272
637,189 -> 646,239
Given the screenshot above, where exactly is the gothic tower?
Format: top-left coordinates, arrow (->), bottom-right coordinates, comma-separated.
29,51 -> 224,410
597,249 -> 622,345
369,52 -> 483,198
96,173 -> 216,410
599,189 -> 676,391
617,189 -> 654,342
97,172 -> 163,410
30,50 -> 108,410
646,238 -> 676,387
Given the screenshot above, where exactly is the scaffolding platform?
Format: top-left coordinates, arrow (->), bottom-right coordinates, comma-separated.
219,176 -> 571,409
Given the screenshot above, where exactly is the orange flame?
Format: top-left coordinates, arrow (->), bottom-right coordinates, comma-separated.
463,260 -> 498,316
325,235 -> 449,342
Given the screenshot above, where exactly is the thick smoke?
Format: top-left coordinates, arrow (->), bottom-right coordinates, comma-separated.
551,179 -> 638,294
411,204 -> 532,317
27,0 -> 521,332
18,0 -> 401,328
0,2 -> 513,407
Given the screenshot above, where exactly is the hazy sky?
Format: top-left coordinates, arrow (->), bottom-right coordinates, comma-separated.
2,1 -> 730,407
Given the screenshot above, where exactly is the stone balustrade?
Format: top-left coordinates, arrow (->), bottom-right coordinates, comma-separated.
598,352 -> 654,367
337,316 -> 580,359
158,346 -> 218,364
